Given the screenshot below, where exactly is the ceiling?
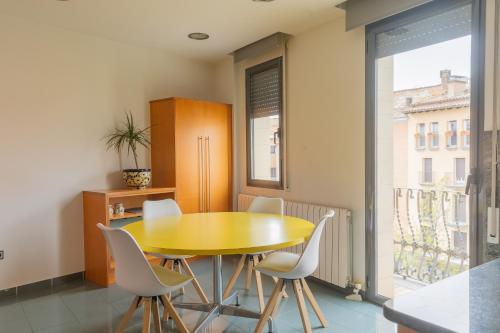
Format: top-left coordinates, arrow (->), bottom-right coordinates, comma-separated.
0,0 -> 345,63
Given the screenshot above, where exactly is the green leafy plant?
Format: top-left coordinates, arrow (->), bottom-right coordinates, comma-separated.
104,112 -> 151,169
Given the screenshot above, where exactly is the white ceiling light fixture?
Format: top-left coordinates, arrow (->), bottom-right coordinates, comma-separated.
188,32 -> 209,40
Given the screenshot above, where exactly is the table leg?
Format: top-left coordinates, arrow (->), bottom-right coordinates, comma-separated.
173,255 -> 274,333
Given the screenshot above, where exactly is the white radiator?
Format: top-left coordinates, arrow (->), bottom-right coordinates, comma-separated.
237,194 -> 352,288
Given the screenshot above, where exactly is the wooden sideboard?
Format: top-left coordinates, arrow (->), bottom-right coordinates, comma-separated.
83,187 -> 175,286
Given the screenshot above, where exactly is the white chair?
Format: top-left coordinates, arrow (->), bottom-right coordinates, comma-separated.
253,210 -> 335,333
223,196 -> 287,313
97,223 -> 191,333
143,199 -> 209,304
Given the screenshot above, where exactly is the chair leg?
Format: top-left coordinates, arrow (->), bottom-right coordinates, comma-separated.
253,279 -> 284,333
152,297 -> 162,333
180,258 -> 209,303
253,255 -> 265,313
160,295 -> 189,333
272,276 -> 288,298
271,283 -> 286,318
223,254 -> 247,299
301,278 -> 328,328
174,261 -> 185,295
116,296 -> 141,333
245,256 -> 253,290
161,294 -> 171,321
142,298 -> 152,333
292,280 -> 312,333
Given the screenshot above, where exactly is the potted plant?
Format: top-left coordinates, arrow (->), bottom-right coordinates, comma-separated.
104,112 -> 152,189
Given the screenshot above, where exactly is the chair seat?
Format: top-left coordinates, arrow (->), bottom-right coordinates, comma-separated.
255,252 -> 300,279
148,253 -> 194,260
152,265 -> 192,288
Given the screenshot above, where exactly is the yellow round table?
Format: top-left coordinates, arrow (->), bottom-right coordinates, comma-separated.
123,212 -> 314,333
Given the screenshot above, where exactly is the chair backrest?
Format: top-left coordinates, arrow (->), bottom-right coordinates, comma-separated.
289,210 -> 335,278
97,223 -> 164,296
247,196 -> 284,215
143,199 -> 182,220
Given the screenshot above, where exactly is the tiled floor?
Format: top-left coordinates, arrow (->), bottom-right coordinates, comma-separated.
0,258 -> 395,332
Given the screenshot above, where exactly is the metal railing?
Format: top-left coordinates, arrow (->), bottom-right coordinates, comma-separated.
393,187 -> 469,284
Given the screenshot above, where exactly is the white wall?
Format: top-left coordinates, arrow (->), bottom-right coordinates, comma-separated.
216,17 -> 366,285
0,14 -> 214,290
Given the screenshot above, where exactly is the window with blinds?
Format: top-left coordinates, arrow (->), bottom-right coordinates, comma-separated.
245,57 -> 283,189
375,2 -> 472,59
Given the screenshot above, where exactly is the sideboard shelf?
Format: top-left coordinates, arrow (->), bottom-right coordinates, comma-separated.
83,187 -> 175,286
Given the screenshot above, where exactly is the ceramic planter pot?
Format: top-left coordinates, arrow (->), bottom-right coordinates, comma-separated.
122,169 -> 151,189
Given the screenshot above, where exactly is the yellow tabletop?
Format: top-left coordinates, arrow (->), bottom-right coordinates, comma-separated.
122,212 -> 315,255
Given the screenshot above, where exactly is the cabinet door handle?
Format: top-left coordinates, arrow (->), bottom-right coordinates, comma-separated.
198,136 -> 204,212
205,136 -> 211,212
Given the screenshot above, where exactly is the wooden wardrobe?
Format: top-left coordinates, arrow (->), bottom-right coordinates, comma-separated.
150,97 -> 232,213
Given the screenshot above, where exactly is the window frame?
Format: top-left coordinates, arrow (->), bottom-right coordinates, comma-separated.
422,157 -> 433,184
454,157 -> 466,185
245,57 -> 284,189
416,123 -> 426,149
430,121 -> 440,149
447,120 -> 458,148
463,119 -> 471,148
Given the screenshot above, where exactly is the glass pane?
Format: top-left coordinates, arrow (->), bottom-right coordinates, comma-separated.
374,7 -> 471,298
251,115 -> 280,182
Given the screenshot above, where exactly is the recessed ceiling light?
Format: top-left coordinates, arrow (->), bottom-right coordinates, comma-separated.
252,0 -> 275,2
188,33 -> 209,40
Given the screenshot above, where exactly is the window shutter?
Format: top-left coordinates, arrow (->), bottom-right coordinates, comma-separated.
341,0 -> 432,31
247,58 -> 282,119
375,3 -> 472,58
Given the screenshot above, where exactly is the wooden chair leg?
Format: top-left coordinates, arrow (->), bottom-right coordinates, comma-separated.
180,258 -> 209,303
175,261 -> 185,295
245,256 -> 253,290
160,295 -> 189,333
253,279 -> 284,333
223,254 -> 247,298
161,294 -> 171,321
292,280 -> 312,333
301,278 -> 328,328
253,256 -> 265,313
152,297 -> 162,333
272,276 -> 288,298
116,296 -> 141,333
142,298 -> 152,333
271,284 -> 286,318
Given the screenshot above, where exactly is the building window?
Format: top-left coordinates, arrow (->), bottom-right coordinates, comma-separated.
270,167 -> 277,178
416,123 -> 426,149
453,230 -> 467,253
447,120 -> 458,148
429,122 -> 439,149
454,158 -> 466,185
422,158 -> 433,184
462,119 -> 470,148
246,57 -> 283,188
454,194 -> 467,224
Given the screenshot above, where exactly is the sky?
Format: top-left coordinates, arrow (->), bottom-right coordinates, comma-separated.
392,35 -> 471,91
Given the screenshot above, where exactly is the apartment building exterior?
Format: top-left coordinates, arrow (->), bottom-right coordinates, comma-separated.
392,70 -> 471,287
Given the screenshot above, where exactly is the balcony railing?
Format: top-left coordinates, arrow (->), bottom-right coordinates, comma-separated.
393,187 -> 469,284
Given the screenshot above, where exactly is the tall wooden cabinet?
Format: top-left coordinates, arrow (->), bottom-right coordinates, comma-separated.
150,98 -> 232,213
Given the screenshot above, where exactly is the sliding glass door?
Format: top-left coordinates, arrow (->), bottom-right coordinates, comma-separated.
365,0 -> 483,303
